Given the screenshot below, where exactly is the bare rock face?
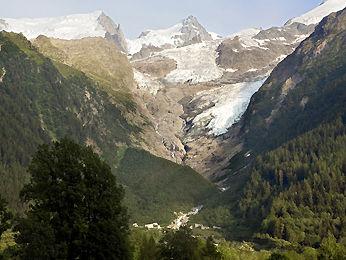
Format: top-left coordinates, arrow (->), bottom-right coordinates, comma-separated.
216,23 -> 316,84
131,45 -> 164,60
97,12 -> 128,52
178,16 -> 213,46
129,21 -> 318,179
133,56 -> 177,78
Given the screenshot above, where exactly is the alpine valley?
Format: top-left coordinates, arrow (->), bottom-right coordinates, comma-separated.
0,0 -> 346,259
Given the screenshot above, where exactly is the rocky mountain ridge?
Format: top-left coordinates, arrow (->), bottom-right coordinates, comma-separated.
131,1 -> 346,178
242,6 -> 346,153
0,11 -> 128,52
0,31 -> 217,225
0,1 -> 345,179
127,15 -> 215,56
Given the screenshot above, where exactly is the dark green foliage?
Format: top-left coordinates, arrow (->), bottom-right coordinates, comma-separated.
138,236 -> 158,260
268,252 -> 290,260
191,166 -> 254,241
0,197 -> 12,237
130,229 -> 271,260
158,226 -> 200,260
0,31 -> 138,166
201,236 -> 221,259
0,31 -> 139,217
240,119 -> 346,246
0,164 -> 29,215
15,139 -> 130,259
318,234 -> 346,260
128,228 -> 162,260
116,148 -> 217,224
227,10 -> 346,248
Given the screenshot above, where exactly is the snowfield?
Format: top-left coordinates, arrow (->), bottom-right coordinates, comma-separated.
192,78 -> 267,136
0,11 -> 109,40
160,40 -> 224,84
286,0 -> 346,26
127,23 -> 183,55
227,28 -> 260,39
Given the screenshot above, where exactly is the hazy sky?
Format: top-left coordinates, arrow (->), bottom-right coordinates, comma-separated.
0,0 -> 322,39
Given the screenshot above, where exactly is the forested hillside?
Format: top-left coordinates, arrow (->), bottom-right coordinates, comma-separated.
198,8 -> 346,247
240,118 -> 346,246
222,8 -> 346,249
0,32 -> 137,166
116,148 -> 217,225
0,31 -> 137,213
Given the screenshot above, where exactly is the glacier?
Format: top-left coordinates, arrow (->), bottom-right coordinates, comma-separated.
192,78 -> 267,136
161,40 -> 224,84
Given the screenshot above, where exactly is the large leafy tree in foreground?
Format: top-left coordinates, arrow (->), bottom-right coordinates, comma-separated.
15,139 -> 129,259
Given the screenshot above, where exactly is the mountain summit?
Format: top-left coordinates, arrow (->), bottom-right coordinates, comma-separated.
0,11 -> 128,52
127,15 -> 214,55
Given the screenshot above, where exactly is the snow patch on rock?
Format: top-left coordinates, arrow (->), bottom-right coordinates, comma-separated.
134,69 -> 164,95
228,28 -> 261,39
227,28 -> 271,50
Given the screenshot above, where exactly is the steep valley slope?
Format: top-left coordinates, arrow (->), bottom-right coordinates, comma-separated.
236,9 -> 346,243
193,7 -> 346,240
33,36 -> 184,163
2,1 -> 345,182
0,31 -> 217,225
1,0 -> 346,230
130,0 -> 346,180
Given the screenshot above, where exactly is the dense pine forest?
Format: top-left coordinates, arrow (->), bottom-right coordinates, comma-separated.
240,118 -> 346,247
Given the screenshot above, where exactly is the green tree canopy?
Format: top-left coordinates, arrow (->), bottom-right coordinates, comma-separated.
15,139 -> 130,259
0,197 -> 12,237
158,226 -> 200,260
202,236 -> 221,260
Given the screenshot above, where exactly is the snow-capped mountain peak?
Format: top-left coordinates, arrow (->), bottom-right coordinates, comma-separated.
127,15 -> 214,55
285,0 -> 346,26
0,11 -> 128,52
